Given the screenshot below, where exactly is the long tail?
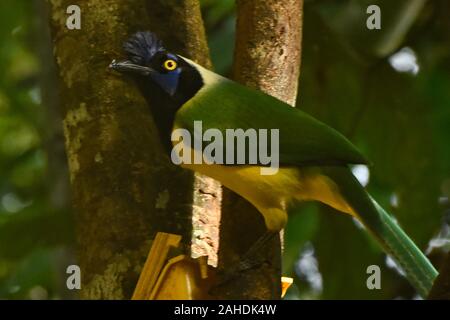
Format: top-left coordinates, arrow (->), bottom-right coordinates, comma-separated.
322,166 -> 438,297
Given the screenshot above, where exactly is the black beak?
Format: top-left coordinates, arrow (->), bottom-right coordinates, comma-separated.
109,59 -> 154,76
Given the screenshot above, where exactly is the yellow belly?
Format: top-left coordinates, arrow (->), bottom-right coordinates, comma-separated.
184,162 -> 298,231
173,142 -> 353,231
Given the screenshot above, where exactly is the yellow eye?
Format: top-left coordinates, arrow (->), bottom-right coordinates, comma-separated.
163,59 -> 178,71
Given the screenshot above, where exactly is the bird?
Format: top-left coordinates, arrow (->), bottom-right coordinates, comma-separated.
110,31 -> 438,297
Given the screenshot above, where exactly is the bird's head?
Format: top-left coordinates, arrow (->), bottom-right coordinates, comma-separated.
110,31 -> 203,104
110,31 -> 205,153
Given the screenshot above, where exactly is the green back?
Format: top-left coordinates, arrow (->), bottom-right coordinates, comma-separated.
175,79 -> 367,167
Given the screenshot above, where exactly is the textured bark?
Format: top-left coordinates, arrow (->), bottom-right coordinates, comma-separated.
216,0 -> 304,299
48,0 -> 219,299
232,0 -> 303,106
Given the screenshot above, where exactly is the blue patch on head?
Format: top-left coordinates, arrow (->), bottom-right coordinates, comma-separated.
150,68 -> 181,96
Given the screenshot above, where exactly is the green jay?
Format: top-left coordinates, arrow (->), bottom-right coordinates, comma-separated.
110,31 -> 437,297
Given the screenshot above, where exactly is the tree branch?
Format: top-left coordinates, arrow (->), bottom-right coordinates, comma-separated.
233,0 -> 303,106
216,0 -> 304,299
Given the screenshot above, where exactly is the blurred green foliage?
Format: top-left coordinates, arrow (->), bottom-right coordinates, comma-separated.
285,0 -> 450,299
0,0 -> 74,299
0,0 -> 449,299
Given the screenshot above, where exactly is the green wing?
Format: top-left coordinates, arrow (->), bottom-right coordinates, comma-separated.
175,79 -> 367,167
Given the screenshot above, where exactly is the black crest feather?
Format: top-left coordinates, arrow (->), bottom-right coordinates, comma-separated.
123,31 -> 165,65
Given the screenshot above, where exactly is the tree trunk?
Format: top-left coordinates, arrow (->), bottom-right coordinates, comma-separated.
216,0 -> 304,299
47,0 -> 220,299
233,0 -> 303,105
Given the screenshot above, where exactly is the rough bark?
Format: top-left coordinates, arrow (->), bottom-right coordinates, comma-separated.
216,0 -> 304,299
232,0 -> 303,106
47,0 -> 220,299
